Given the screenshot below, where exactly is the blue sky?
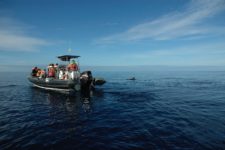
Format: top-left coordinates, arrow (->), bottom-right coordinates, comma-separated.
0,0 -> 225,67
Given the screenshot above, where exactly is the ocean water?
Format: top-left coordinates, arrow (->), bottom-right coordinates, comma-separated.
0,70 -> 225,150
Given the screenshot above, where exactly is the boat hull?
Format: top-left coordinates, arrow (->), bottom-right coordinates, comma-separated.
28,76 -> 80,92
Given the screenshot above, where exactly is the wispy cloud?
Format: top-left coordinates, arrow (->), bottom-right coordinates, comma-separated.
133,42 -> 225,58
0,16 -> 49,52
125,41 -> 225,66
96,0 -> 225,44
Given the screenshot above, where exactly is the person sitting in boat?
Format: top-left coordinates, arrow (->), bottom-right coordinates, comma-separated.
59,69 -> 63,80
31,67 -> 38,76
48,63 -> 54,70
59,68 -> 65,80
54,63 -> 59,78
64,70 -> 69,80
36,69 -> 42,77
67,60 -> 79,80
54,63 -> 58,68
48,65 -> 55,78
39,69 -> 46,78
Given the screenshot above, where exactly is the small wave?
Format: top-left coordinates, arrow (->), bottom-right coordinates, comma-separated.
190,80 -> 214,85
0,84 -> 17,88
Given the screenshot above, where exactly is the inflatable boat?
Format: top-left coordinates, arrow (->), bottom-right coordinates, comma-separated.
28,55 -> 106,93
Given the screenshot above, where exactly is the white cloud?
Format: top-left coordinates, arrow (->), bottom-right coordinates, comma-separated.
0,17 -> 49,52
96,0 -> 225,44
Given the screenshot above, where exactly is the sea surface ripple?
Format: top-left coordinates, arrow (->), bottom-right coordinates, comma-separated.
0,71 -> 225,150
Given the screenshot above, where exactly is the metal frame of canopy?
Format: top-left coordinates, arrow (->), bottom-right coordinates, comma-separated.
57,55 -> 80,61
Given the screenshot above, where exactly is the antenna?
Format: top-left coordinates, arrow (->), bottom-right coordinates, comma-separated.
67,40 -> 72,54
68,47 -> 72,53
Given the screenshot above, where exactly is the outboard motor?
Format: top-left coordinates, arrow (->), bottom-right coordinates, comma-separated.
80,71 -> 94,92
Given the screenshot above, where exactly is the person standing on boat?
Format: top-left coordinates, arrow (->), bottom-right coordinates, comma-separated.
67,60 -> 79,80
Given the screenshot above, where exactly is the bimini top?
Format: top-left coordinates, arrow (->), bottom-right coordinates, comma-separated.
57,55 -> 80,61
